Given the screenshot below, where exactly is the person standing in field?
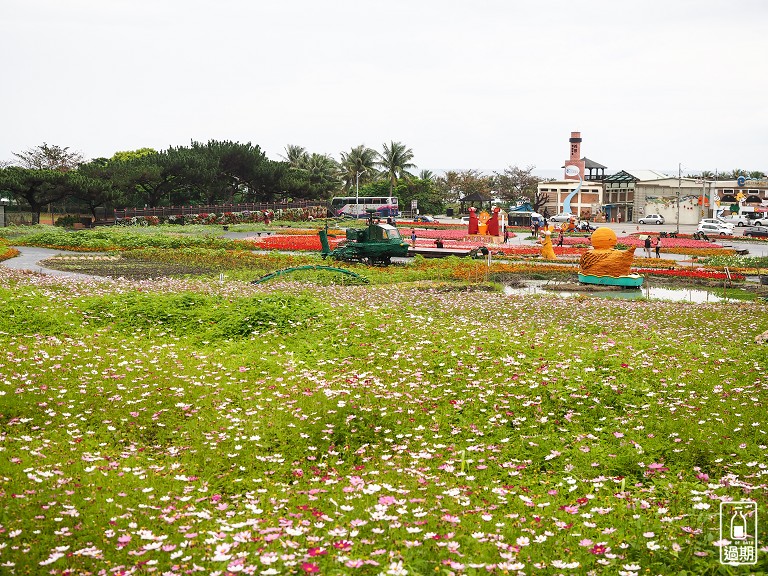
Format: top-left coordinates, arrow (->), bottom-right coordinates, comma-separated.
655,235 -> 662,258
644,236 -> 652,258
411,229 -> 417,246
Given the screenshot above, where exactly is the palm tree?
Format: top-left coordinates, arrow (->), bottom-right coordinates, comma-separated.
418,169 -> 434,181
281,144 -> 308,168
339,145 -> 378,192
376,141 -> 416,195
302,153 -> 341,196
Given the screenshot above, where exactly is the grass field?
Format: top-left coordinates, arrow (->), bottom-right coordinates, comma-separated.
1,259 -> 767,575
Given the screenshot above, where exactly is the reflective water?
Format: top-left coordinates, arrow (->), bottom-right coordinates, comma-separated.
503,280 -> 736,303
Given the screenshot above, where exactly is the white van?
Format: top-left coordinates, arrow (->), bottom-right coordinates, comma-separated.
719,214 -> 749,227
700,218 -> 734,230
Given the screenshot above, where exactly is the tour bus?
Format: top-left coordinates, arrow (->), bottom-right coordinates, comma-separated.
330,196 -> 399,218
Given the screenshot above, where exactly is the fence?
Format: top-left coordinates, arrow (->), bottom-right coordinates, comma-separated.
113,200 -> 328,221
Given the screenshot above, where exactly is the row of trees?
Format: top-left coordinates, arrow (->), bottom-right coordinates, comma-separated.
692,170 -> 766,180
0,141 -> 548,223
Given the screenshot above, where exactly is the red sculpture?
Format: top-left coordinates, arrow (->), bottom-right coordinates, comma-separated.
486,206 -> 500,236
468,207 -> 479,235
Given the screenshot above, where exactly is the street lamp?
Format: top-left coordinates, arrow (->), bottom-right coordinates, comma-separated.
0,197 -> 8,228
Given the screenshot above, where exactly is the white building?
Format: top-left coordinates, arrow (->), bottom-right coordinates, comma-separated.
537,179 -> 604,220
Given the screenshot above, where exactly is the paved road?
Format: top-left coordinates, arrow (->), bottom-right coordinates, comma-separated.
1,246 -> 100,281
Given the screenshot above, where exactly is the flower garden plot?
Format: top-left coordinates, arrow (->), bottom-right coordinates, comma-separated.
632,268 -> 746,281
249,234 -> 345,251
409,229 -> 516,241
0,274 -> 768,574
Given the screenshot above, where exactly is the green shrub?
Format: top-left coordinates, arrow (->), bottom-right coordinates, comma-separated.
54,214 -> 80,228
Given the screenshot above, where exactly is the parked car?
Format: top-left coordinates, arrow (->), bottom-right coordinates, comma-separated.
415,215 -> 435,222
699,218 -> 734,230
720,214 -> 749,226
460,216 -> 470,224
743,225 -> 768,238
550,213 -> 575,223
746,215 -> 768,226
638,214 -> 665,225
696,222 -> 734,237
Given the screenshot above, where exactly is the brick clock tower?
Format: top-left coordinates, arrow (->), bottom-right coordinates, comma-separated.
564,131 -> 586,181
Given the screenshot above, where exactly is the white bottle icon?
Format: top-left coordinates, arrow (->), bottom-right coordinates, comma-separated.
731,507 -> 748,540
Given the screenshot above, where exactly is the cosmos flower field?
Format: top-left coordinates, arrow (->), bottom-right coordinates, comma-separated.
1,268 -> 767,575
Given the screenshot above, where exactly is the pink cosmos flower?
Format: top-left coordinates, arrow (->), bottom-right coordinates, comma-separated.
117,534 -> 131,548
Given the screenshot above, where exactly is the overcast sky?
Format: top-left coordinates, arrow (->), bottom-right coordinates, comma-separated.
2,0 -> 766,177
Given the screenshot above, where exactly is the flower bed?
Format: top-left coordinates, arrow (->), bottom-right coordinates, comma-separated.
116,206 -> 328,226
0,245 -> 19,261
410,229 -> 507,240
249,235 -> 344,251
493,246 -> 585,256
662,248 -> 736,256
632,268 -> 745,281
619,236 -> 719,249
630,257 -> 677,269
450,261 -> 577,280
397,221 -> 465,229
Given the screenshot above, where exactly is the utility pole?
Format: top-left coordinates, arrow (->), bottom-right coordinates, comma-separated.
355,170 -> 364,218
677,163 -> 681,234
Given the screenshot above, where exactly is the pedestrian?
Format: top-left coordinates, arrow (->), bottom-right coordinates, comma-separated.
644,235 -> 652,258
655,235 -> 662,258
411,229 -> 417,245
557,230 -> 564,247
435,238 -> 444,248
533,221 -> 540,237
504,228 -> 510,244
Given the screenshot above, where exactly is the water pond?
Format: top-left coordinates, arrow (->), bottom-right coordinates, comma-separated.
503,280 -> 749,303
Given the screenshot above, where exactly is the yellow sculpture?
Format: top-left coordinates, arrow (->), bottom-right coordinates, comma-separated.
477,210 -> 490,235
540,231 -> 557,259
579,227 -> 635,277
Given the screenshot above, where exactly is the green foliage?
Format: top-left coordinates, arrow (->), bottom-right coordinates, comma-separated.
0,166 -> 74,220
699,254 -> 768,269
14,227 -> 239,250
0,274 -> 767,572
79,291 -> 327,340
12,142 -> 84,171
376,140 -> 416,194
54,214 -> 81,227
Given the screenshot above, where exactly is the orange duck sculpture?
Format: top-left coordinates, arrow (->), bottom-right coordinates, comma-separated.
578,227 -> 643,287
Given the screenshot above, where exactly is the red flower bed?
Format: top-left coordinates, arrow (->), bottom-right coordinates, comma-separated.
618,236 -> 721,249
410,228 -> 517,240
409,229 -> 476,240
398,221 -> 463,228
494,246 -> 584,256
250,235 -> 343,251
632,268 -> 745,280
